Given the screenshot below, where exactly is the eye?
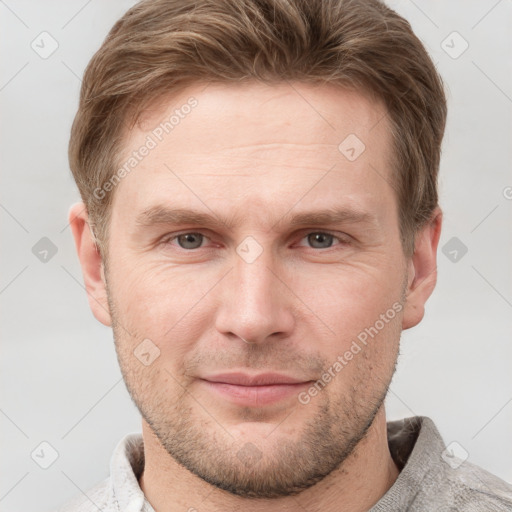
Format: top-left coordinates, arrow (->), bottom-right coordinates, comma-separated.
298,231 -> 349,249
167,232 -> 208,250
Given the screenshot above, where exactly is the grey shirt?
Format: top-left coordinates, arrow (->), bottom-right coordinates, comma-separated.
55,416 -> 512,511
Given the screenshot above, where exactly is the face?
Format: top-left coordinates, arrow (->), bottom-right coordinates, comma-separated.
87,82 -> 417,497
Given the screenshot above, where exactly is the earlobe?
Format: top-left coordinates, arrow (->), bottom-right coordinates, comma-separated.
68,202 -> 112,327
402,207 -> 443,330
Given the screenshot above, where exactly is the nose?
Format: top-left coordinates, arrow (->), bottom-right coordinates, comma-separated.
214,243 -> 295,345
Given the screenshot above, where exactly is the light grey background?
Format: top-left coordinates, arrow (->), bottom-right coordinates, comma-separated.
1,1 -> 511,510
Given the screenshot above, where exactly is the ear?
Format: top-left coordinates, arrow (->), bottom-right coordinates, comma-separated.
68,202 -> 112,327
402,207 -> 443,330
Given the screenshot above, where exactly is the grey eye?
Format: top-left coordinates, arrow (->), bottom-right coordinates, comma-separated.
307,233 -> 334,249
176,233 -> 204,249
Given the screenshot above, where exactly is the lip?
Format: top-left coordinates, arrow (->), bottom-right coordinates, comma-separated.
198,372 -> 314,407
201,372 -> 309,386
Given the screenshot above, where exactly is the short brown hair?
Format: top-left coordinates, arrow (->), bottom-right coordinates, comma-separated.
69,0 -> 446,259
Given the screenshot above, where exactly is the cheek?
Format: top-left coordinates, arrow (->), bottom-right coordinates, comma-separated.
288,265 -> 404,384
112,261 -> 175,320
291,263 -> 403,333
109,261 -> 215,359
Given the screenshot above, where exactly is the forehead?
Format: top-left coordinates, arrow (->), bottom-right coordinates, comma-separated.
111,81 -> 395,230
135,81 -> 387,151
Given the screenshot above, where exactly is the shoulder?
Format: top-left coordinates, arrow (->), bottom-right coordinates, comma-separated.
432,459 -> 512,511
51,432 -> 146,512
52,477 -> 113,512
382,416 -> 512,511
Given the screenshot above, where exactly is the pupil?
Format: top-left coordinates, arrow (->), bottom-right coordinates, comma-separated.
309,233 -> 332,248
179,233 -> 201,249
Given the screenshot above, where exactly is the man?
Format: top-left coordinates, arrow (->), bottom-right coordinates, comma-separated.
58,0 -> 512,510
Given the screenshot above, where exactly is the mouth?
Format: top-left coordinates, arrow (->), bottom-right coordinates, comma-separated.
198,372 -> 314,407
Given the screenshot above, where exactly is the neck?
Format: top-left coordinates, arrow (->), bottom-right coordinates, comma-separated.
139,406 -> 399,512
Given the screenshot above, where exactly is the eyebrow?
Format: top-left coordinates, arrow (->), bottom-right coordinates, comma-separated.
135,205 -> 377,232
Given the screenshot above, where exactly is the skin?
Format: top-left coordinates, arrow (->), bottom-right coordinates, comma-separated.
70,81 -> 442,512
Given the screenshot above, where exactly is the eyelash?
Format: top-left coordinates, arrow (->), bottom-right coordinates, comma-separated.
160,230 -> 351,251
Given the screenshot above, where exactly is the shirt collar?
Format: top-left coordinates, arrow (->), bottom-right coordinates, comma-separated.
110,432 -> 152,512
370,416 -> 446,510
